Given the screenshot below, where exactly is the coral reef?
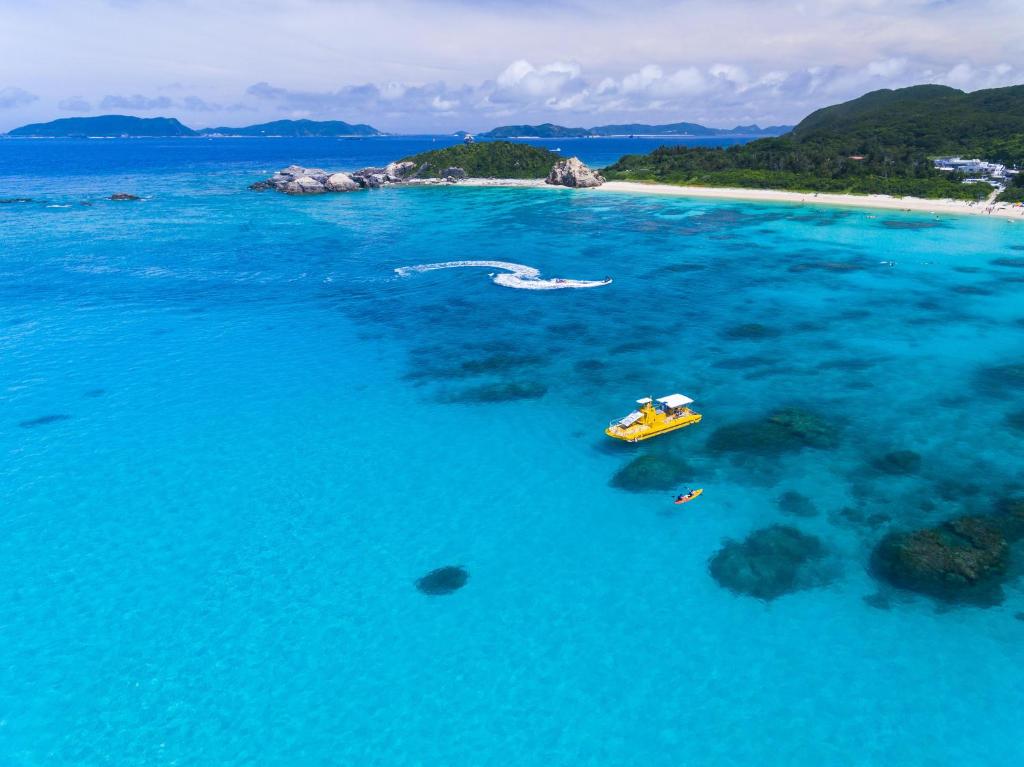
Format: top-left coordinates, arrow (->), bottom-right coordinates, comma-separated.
709,525 -> 836,600
416,566 -> 469,595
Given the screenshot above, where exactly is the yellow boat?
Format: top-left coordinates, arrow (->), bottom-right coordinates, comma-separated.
605,394 -> 702,443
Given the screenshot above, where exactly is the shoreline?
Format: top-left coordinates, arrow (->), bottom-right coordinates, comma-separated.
593,181 -> 1024,220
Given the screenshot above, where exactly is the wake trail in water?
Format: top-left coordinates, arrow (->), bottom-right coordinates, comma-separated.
394,260 -> 612,290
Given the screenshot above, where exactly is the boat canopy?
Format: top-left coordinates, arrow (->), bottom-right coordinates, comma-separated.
618,411 -> 643,428
636,397 -> 653,405
657,394 -> 694,408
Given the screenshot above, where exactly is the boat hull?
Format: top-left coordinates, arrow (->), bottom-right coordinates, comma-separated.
674,488 -> 704,504
605,412 -> 702,442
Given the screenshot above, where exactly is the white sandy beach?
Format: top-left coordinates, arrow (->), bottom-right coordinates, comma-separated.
595,181 -> 1024,221
440,177 -> 1024,221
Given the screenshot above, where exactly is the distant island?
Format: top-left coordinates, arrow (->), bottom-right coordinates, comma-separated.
7,115 -> 197,137
4,114 -> 384,138
603,84 -> 1024,202
479,122 -> 791,138
196,119 -> 381,137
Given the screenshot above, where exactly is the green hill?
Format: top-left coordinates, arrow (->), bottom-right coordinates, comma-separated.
7,115 -> 197,137
402,141 -> 560,178
603,84 -> 1024,200
197,119 -> 381,137
480,122 -> 791,138
480,123 -> 590,138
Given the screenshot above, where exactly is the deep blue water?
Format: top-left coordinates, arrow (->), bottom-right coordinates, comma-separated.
2,138 -> 1024,766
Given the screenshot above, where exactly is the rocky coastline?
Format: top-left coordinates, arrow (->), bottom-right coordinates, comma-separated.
249,156 -> 604,195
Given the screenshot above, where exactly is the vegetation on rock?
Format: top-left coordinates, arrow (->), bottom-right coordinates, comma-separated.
603,84 -> 1024,200
403,141 -> 560,179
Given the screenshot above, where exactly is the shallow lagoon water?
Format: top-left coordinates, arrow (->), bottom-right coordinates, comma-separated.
2,139 -> 1024,765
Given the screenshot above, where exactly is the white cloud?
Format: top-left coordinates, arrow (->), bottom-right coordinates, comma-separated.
58,97 -> 91,112
0,0 -> 1021,130
0,86 -> 38,109
100,94 -> 174,110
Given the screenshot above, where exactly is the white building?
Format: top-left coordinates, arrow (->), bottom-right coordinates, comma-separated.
934,156 -> 1007,175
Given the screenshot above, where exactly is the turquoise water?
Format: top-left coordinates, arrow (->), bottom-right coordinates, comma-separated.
2,140 -> 1024,765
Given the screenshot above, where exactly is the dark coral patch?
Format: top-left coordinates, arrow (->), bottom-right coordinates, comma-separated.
991,257 -> 1024,268
816,358 -> 876,372
18,414 -> 71,428
611,453 -> 691,493
973,361 -> 1024,398
862,592 -> 891,610
712,354 -> 775,370
437,381 -> 547,404
777,490 -> 818,517
994,497 -> 1024,543
870,516 -> 1009,606
722,323 -> 781,340
788,260 -> 864,273
658,262 -> 707,273
609,340 -> 648,354
830,506 -> 891,530
547,321 -> 588,335
880,219 -> 943,230
708,525 -> 836,600
1007,410 -> 1024,432
707,407 -> 840,456
416,566 -> 469,595
0,197 -> 33,204
870,450 -> 922,475
951,284 -> 994,296
83,389 -> 106,398
408,351 -> 545,381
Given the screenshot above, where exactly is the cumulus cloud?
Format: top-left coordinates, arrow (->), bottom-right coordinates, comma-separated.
100,94 -> 174,110
246,80 -> 475,118
58,97 -> 91,112
0,86 -> 38,109
240,54 -> 1022,130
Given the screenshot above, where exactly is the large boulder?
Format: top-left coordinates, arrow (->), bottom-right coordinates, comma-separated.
546,157 -> 605,188
284,175 -> 327,195
385,161 -> 417,181
442,166 -> 467,181
325,172 -> 359,192
870,516 -> 1009,605
351,167 -> 390,188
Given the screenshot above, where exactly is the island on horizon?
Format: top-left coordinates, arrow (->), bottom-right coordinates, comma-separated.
4,115 -> 385,138
478,121 -> 792,139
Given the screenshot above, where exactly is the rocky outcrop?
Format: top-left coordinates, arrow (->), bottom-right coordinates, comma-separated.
442,166 -> 467,181
109,193 -> 141,201
870,515 -> 1010,605
546,157 -> 605,188
249,165 -> 363,194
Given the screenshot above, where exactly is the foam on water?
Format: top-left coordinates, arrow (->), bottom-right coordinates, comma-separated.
396,260 -> 612,289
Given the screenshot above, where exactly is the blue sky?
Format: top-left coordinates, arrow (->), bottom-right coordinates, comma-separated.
0,0 -> 1021,131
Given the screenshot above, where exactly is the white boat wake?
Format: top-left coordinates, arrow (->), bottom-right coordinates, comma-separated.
394,260 -> 612,290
